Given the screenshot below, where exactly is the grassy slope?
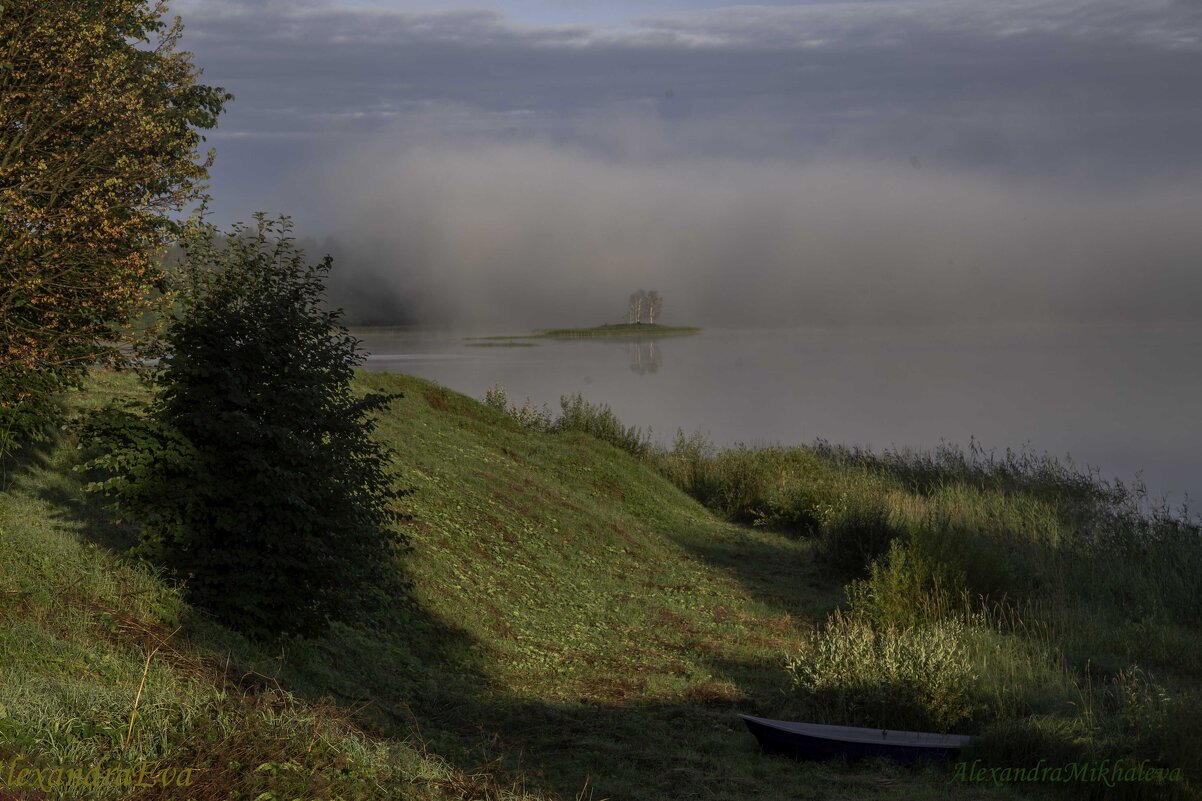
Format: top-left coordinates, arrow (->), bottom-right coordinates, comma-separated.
0,370 -> 1028,800
0,372 -> 543,801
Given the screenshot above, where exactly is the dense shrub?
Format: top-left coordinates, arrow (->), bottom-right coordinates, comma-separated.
655,437 -> 904,569
844,539 -> 966,629
785,611 -> 978,732
82,216 -> 405,640
814,488 -> 900,573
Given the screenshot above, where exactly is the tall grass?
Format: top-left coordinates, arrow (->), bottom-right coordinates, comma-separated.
484,385 -> 652,457
652,427 -> 1201,794
655,433 -> 904,570
785,612 -> 978,732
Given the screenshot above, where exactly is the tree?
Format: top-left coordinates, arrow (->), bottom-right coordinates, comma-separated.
626,289 -> 663,324
0,0 -> 230,456
628,289 -> 646,323
83,216 -> 405,640
646,290 -> 663,324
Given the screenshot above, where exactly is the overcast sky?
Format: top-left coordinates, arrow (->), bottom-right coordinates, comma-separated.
172,0 -> 1202,326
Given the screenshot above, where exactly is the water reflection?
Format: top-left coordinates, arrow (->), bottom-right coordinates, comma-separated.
625,340 -> 660,374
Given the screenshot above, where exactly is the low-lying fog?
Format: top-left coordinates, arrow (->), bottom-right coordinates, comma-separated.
301,131 -> 1202,330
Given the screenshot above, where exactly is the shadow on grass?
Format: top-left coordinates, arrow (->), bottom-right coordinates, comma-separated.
26,446 -> 141,552
272,612 -> 1034,801
667,525 -> 845,625
265,609 -> 921,801
5,427 -> 1021,800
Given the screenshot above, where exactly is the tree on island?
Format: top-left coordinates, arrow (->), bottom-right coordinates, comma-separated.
626,289 -> 663,324
646,290 -> 663,324
627,290 -> 643,323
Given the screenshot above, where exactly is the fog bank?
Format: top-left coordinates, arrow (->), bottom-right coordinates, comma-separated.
302,133 -> 1202,328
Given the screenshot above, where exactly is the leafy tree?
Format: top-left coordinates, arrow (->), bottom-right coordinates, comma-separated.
0,0 -> 230,456
83,216 -> 406,640
625,289 -> 664,324
646,290 -> 663,324
627,290 -> 646,323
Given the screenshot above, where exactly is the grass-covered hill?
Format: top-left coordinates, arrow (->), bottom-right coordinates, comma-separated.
2,369 -> 1198,800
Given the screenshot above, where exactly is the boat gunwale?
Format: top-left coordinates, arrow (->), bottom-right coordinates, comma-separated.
739,715 -> 973,749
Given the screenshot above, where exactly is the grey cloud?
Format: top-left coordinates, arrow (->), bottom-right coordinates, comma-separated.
636,1 -> 1202,51
181,0 -> 1202,187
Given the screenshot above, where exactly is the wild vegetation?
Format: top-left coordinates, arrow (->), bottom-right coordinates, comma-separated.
2,2 -> 1197,798
0,0 -> 230,456
78,217 -> 405,641
3,370 -> 1071,801
652,430 -> 1202,794
4,370 -> 1199,798
483,386 -> 653,457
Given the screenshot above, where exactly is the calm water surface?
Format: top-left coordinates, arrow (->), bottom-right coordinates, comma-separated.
354,323 -> 1202,505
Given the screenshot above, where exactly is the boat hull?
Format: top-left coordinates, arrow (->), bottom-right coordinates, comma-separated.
740,715 -> 970,764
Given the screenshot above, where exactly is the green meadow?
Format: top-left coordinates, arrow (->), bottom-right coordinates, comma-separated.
2,369 -> 1198,800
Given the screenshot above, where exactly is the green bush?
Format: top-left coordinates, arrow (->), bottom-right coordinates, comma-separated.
655,439 -> 902,563
81,216 -> 406,640
785,611 -> 977,732
815,487 -> 900,573
483,384 -> 554,432
844,539 -> 966,629
555,393 -> 651,457
482,386 -> 651,457
966,672 -> 1200,800
657,429 -> 724,507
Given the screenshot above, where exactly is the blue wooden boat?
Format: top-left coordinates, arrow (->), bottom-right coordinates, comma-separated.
740,715 -> 972,763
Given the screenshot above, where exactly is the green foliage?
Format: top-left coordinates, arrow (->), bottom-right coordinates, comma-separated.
0,0 -> 230,458
655,429 -> 1202,788
653,429 -> 724,513
9,368 -> 1202,799
656,438 -> 903,568
815,487 -> 900,573
482,384 -> 554,432
845,539 -> 966,629
786,611 -> 978,732
555,393 -> 651,457
483,386 -> 652,457
81,216 -> 405,640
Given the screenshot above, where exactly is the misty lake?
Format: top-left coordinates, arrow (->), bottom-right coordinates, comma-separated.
354,323 -> 1202,506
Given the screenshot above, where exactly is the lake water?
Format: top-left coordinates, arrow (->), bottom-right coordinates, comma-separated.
354,323 -> 1202,506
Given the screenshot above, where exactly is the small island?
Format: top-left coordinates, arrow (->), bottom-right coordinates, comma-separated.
536,323 -> 701,339
462,291 -> 700,342
537,289 -> 701,338
464,339 -> 541,347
